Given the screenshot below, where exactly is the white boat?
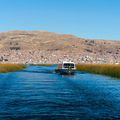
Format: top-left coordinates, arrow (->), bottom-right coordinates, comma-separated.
55,61 -> 76,75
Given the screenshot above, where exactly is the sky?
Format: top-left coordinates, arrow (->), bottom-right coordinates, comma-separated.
0,0 -> 120,40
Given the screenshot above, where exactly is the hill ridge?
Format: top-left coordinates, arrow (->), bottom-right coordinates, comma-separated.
0,30 -> 119,64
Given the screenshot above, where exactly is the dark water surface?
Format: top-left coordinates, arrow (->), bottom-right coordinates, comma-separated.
0,65 -> 120,120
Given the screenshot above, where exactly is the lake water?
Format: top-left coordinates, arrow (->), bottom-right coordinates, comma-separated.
0,65 -> 120,120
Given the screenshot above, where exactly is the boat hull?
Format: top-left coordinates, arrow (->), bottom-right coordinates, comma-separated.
55,69 -> 75,75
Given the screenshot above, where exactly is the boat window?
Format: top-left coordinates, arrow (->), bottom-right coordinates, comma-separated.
64,63 -> 74,68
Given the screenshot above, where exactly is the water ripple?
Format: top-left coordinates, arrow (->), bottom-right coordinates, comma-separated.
0,65 -> 120,119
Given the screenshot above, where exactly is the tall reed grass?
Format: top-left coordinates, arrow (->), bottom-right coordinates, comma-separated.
76,64 -> 120,78
32,64 -> 52,66
0,64 -> 26,73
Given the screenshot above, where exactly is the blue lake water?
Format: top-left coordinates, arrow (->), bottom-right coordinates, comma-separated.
0,65 -> 120,120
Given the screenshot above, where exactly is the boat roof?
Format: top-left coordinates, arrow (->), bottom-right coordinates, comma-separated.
62,61 -> 75,64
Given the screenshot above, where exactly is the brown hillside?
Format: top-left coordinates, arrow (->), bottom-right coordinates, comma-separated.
0,31 -> 120,64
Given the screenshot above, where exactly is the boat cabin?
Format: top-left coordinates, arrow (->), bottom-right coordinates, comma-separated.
55,61 -> 76,75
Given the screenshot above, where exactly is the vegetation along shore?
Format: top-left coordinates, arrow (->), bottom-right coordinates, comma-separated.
0,63 -> 120,79
76,64 -> 120,78
33,63 -> 120,79
0,64 -> 26,73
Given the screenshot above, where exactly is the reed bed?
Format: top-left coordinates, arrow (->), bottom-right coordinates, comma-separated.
76,64 -> 120,78
32,64 -> 52,66
0,64 -> 26,73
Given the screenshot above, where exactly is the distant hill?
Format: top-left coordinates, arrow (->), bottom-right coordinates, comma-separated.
0,31 -> 120,64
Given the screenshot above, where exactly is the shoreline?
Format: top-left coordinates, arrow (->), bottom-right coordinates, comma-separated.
0,64 -> 26,73
0,63 -> 120,79
76,64 -> 120,79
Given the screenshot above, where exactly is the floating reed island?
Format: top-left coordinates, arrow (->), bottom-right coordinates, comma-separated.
76,64 -> 120,78
0,64 -> 26,73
